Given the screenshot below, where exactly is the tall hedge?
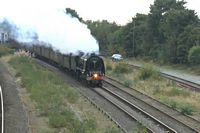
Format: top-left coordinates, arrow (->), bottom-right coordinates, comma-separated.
0,44 -> 15,57
188,45 -> 200,65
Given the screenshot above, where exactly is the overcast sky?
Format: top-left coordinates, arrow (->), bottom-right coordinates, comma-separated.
65,0 -> 200,25
0,0 -> 199,25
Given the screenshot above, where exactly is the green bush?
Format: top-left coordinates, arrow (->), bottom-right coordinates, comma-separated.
188,45 -> 200,65
0,45 -> 14,57
169,101 -> 177,109
113,62 -> 130,74
138,64 -> 160,80
124,80 -> 132,87
180,105 -> 194,115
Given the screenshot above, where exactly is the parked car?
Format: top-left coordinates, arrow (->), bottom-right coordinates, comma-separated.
111,54 -> 123,61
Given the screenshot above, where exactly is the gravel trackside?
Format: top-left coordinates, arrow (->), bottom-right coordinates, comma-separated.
0,60 -> 29,133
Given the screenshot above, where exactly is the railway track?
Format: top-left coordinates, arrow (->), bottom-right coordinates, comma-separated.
103,77 -> 200,133
161,72 -> 200,92
96,86 -> 176,132
34,57 -> 200,132
0,85 -> 4,133
129,64 -> 200,92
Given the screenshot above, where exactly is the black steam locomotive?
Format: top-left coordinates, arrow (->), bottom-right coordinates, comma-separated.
31,45 -> 105,86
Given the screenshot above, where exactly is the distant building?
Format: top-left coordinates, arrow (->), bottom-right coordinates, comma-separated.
0,28 -> 8,44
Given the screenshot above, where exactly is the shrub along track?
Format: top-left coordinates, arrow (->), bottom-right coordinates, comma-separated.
104,76 -> 200,133
129,64 -> 200,92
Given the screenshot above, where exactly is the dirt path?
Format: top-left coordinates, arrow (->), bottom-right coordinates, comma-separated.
0,60 -> 29,133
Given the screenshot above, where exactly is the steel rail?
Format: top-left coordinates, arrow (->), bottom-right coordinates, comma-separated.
0,86 -> 4,133
33,58 -> 128,133
104,76 -> 200,133
76,86 -> 128,133
95,87 -> 155,133
101,85 -> 177,133
160,72 -> 200,92
128,64 -> 200,91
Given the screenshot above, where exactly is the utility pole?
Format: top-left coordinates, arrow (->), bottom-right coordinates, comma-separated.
132,17 -> 135,57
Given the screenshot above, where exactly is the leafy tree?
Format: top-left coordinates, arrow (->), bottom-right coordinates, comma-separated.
132,14 -> 148,57
188,45 -> 200,65
177,25 -> 200,63
160,8 -> 199,63
86,20 -> 120,55
66,8 -> 83,22
146,0 -> 199,63
73,0 -> 200,65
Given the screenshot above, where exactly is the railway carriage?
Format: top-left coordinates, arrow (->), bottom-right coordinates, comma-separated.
49,49 -> 59,64
33,45 -> 42,57
41,47 -> 50,59
63,55 -> 71,69
31,45 -> 105,86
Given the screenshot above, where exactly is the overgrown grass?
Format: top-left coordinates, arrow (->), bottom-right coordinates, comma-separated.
164,99 -> 195,115
113,62 -> 131,74
138,64 -> 160,80
105,127 -> 120,133
106,61 -> 113,71
0,44 -> 15,57
166,87 -> 190,97
124,80 -> 133,87
180,105 -> 194,115
8,56 -> 98,132
105,58 -> 200,118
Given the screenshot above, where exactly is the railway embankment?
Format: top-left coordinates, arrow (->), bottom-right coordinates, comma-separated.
105,59 -> 200,122
1,55 -> 119,133
0,60 -> 28,133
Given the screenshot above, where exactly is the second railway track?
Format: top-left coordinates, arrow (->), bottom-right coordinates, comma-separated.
129,64 -> 200,92
103,77 -> 200,133
161,72 -> 200,92
97,86 -> 176,133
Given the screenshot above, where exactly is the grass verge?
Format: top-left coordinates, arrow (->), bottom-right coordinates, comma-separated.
0,44 -> 15,57
105,58 -> 200,117
8,56 -> 119,132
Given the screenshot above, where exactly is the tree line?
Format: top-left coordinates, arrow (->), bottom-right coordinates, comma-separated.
66,0 -> 200,65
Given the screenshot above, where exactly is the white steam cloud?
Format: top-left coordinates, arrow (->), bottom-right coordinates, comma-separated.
0,0 -> 99,54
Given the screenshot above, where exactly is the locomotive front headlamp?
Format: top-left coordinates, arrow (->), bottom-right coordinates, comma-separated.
93,73 -> 98,78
